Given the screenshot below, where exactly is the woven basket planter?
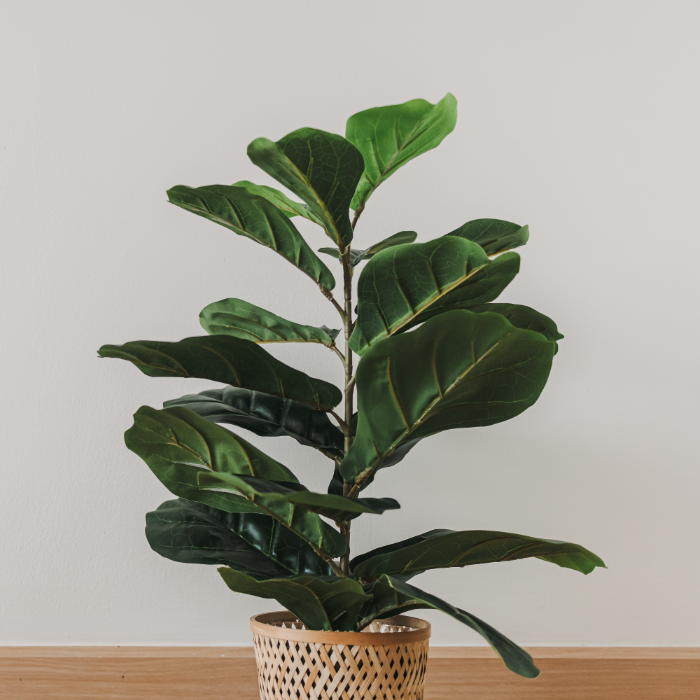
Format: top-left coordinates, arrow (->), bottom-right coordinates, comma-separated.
251,612 -> 431,700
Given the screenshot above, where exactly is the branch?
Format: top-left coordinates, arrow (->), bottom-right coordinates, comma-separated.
330,343 -> 345,364
327,557 -> 346,578
351,202 -> 366,231
317,448 -> 342,464
319,284 -> 346,321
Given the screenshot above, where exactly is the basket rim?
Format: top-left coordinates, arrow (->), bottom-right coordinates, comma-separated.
250,612 -> 431,644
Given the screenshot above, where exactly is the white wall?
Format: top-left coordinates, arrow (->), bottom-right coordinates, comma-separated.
1,0 -> 699,646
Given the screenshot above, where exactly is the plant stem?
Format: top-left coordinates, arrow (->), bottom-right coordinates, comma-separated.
339,245 -> 356,577
319,285 -> 346,321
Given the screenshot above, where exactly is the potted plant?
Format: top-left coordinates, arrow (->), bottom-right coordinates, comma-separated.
99,93 -> 605,698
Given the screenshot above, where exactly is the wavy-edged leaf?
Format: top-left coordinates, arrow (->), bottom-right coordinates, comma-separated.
164,387 -> 344,456
198,473 -> 346,557
341,310 -> 554,484
125,405 -> 297,513
231,180 -> 321,225
360,576 -> 539,678
248,128 -> 364,249
199,472 -> 399,524
352,529 -> 605,582
219,568 -> 370,631
396,254 -> 521,335
319,231 -> 418,267
468,303 -> 564,354
98,335 -> 341,411
166,184 -> 335,289
346,93 -> 457,211
349,237 -> 519,355
200,298 -> 335,346
445,218 -> 529,255
146,498 -> 331,577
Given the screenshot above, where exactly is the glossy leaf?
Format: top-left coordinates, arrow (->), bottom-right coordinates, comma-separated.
341,310 -> 554,484
164,387 -> 344,456
397,254 -> 522,335
248,128 -> 364,249
445,218 -> 529,255
98,335 -> 342,411
352,529 -> 605,582
346,93 -> 457,211
219,568 -> 370,631
349,237 -> 519,355
361,576 -> 539,678
231,180 -> 321,225
166,184 -> 335,289
198,473 -> 347,557
146,498 -> 331,577
125,405 -> 297,513
319,231 -> 418,266
199,472 -> 399,524
200,298 -> 336,346
468,303 -> 564,353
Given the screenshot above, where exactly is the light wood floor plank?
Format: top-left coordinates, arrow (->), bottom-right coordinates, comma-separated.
0,647 -> 698,699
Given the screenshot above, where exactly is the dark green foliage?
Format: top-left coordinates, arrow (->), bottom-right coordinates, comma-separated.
341,310 -> 555,484
218,569 -> 370,632
248,129 -> 364,248
360,576 -> 541,678
200,298 -> 337,346
98,335 -> 341,411
100,94 -> 603,679
349,237 -> 520,354
146,499 -> 332,577
167,184 -> 335,289
164,387 -> 344,456
445,218 -> 530,255
351,529 -> 606,582
319,231 -> 418,266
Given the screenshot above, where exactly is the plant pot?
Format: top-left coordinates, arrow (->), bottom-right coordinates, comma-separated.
251,612 -> 431,700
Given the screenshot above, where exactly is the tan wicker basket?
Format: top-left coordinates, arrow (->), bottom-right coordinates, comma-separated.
251,612 -> 431,700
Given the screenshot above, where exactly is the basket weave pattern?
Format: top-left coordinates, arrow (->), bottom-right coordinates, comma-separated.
251,614 -> 430,700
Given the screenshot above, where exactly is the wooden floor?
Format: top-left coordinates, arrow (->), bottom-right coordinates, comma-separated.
0,646 -> 698,699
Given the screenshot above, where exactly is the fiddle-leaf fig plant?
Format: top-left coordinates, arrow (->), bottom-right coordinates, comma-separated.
99,93 -> 605,679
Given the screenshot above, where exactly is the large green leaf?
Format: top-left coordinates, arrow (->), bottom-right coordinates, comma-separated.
346,93 -> 457,211
360,576 -> 540,678
199,472 -> 399,524
319,231 -> 418,266
219,568 -> 370,631
146,498 -> 331,577
395,255 -> 521,336
247,128 -> 364,249
349,237 -> 519,355
164,387 -> 344,456
166,184 -> 335,289
231,180 -> 321,225
445,219 -> 529,255
197,473 -> 346,557
352,529 -> 605,582
125,405 -> 297,514
341,310 -> 554,484
199,298 -> 335,346
468,303 -> 564,354
98,335 -> 341,412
